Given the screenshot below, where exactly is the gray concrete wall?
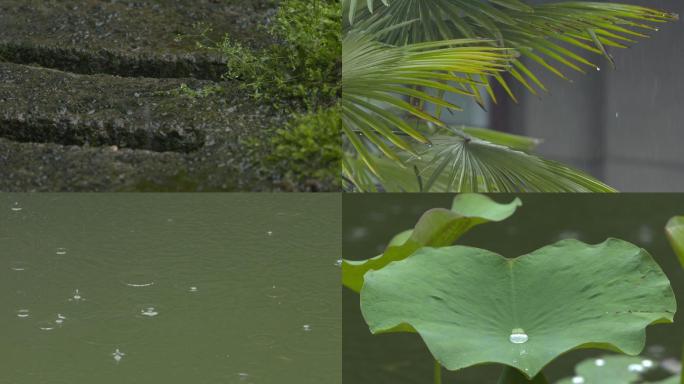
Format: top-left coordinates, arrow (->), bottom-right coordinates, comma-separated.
495,0 -> 684,191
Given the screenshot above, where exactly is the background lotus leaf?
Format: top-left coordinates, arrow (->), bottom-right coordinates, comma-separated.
361,239 -> 676,378
666,216 -> 684,268
556,354 -> 679,384
342,193 -> 521,292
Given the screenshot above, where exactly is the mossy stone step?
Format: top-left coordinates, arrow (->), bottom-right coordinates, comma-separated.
0,138 -> 188,191
0,62 -> 257,152
0,0 -> 276,79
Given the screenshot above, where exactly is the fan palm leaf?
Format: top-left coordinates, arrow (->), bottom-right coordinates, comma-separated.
344,0 -> 677,96
343,127 -> 616,192
342,30 -> 514,173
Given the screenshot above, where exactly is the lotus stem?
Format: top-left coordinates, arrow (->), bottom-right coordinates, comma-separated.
434,359 -> 442,384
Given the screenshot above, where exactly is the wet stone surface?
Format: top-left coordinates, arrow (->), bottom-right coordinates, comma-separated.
0,0 -> 332,191
0,0 -> 275,79
1,62 -> 248,153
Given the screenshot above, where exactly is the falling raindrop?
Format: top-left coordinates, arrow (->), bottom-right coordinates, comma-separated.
615,112 -> 619,118
302,324 -> 312,332
572,376 -> 585,384
141,307 -> 158,317
595,358 -> 605,367
16,309 -> 30,318
10,202 -> 22,212
509,328 -> 528,344
638,225 -> 654,244
56,248 -> 67,255
628,363 -> 644,372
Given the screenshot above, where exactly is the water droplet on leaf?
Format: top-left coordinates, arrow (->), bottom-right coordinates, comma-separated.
509,328 -> 528,344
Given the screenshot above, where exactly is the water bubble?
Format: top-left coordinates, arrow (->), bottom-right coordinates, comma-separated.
302,324 -> 312,332
112,348 -> 125,362
10,202 -> 22,212
595,358 -> 605,367
509,328 -> 528,344
641,359 -> 654,368
141,307 -> 158,317
334,259 -> 342,267
16,309 -> 30,318
572,376 -> 585,384
56,248 -> 67,255
628,363 -> 644,372
189,286 -> 198,292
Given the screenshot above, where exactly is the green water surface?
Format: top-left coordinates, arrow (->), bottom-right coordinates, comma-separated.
1,194 -> 341,384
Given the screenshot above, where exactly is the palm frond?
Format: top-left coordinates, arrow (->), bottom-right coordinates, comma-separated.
346,0 -> 677,94
343,128 -> 615,192
342,30 -> 514,171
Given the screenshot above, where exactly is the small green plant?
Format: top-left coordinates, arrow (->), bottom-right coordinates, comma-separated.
213,0 -> 340,109
267,106 -> 342,186
344,194 -> 677,383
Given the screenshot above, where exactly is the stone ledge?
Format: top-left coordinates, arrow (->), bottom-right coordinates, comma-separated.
0,62 -> 253,152
0,0 -> 276,79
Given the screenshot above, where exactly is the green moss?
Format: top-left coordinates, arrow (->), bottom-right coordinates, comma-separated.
267,106 -> 341,186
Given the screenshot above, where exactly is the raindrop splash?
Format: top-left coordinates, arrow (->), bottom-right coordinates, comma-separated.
56,248 -> 67,255
10,202 -> 22,212
70,289 -> 83,301
334,259 -> 342,267
572,376 -> 585,384
16,309 -> 30,318
509,328 -> 528,344
302,324 -> 312,332
595,358 -> 605,367
189,286 -> 198,292
112,348 -> 125,362
141,307 -> 158,317
628,363 -> 644,372
641,359 -> 654,368
125,282 -> 154,288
